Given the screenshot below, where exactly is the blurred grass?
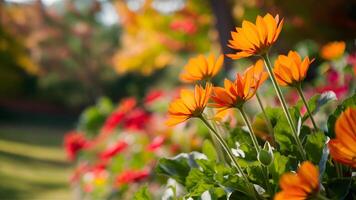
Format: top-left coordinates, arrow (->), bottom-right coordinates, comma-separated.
0,125 -> 72,200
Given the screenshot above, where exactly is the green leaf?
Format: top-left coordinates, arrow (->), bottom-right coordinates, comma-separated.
214,164 -> 251,197
304,132 -> 326,164
156,152 -> 206,185
269,152 -> 294,185
327,93 -> 356,137
133,185 -> 152,200
202,140 -> 218,162
228,127 -> 256,161
326,178 -> 352,200
185,168 -> 214,196
263,107 -> 298,156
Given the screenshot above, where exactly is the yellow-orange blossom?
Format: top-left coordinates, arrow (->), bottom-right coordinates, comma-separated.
227,13 -> 284,59
165,83 -> 212,126
180,54 -> 224,82
211,60 -> 267,111
320,41 -> 346,60
275,161 -> 319,200
273,51 -> 313,86
328,107 -> 356,168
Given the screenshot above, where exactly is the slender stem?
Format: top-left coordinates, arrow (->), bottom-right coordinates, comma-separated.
238,107 -> 261,153
199,116 -> 257,199
262,165 -> 273,197
335,162 -> 343,178
256,92 -> 275,143
296,84 -> 318,131
262,53 -> 306,160
317,193 -> 330,200
210,119 -> 228,164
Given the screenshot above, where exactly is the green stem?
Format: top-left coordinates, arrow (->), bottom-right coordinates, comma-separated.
256,92 -> 275,143
199,116 -> 257,199
262,165 -> 273,197
238,107 -> 261,153
296,84 -> 318,131
335,162 -> 343,178
317,193 -> 330,200
262,53 -> 306,160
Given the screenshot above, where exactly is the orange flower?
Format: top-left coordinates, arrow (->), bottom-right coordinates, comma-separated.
274,161 -> 319,200
211,60 -> 267,111
320,41 -> 345,60
180,54 -> 224,82
227,13 -> 284,59
166,83 -> 212,126
328,107 -> 356,168
273,51 -> 313,86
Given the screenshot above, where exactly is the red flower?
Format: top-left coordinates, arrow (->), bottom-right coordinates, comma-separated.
64,131 -> 89,161
102,111 -> 125,133
99,140 -> 128,160
170,18 -> 197,35
316,69 -> 349,98
123,108 -> 151,131
144,90 -> 164,105
115,169 -> 150,186
147,136 -> 165,152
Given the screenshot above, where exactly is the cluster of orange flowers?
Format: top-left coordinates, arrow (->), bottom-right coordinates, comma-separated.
165,13 -> 355,199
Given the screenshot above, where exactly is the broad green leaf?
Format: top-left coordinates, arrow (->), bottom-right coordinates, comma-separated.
133,185 -> 152,200
304,132 -> 326,164
202,140 -> 217,162
262,107 -> 298,156
269,152 -> 293,185
156,152 -> 206,185
185,168 -> 214,196
327,93 -> 356,137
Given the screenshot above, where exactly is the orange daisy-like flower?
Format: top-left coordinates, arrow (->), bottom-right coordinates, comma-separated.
166,83 -> 212,126
180,54 -> 224,82
211,60 -> 267,111
227,13 -> 284,59
328,107 -> 356,168
274,161 -> 319,200
273,51 -> 313,86
320,41 -> 345,60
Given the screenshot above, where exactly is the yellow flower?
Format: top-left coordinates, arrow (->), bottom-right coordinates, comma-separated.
211,60 -> 267,111
227,13 -> 284,59
320,41 -> 345,60
273,51 -> 313,86
274,161 -> 319,200
328,107 -> 356,168
180,54 -> 224,83
166,83 -> 212,126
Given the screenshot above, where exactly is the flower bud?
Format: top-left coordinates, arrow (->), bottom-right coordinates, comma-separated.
258,141 -> 274,166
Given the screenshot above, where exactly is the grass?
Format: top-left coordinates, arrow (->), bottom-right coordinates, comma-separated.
0,124 -> 72,200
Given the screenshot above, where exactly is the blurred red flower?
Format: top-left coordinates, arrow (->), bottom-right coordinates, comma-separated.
101,97 -> 137,133
170,18 -> 197,35
99,140 -> 128,160
64,131 -> 89,161
115,169 -> 150,186
316,69 -> 349,98
144,90 -> 164,105
123,108 -> 151,131
102,111 -> 125,133
147,136 -> 165,152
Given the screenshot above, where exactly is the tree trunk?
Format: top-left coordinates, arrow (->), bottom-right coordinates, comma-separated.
209,0 -> 235,72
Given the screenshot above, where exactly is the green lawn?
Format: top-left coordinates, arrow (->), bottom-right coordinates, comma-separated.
0,125 -> 72,200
